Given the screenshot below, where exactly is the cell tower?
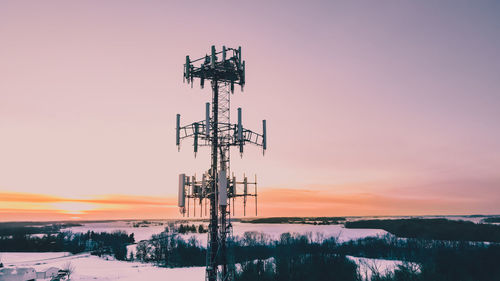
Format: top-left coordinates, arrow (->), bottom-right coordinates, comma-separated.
176,45 -> 267,281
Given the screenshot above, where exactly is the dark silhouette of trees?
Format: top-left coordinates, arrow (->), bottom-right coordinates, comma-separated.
176,223 -> 208,234
0,230 -> 134,260
345,219 -> 500,242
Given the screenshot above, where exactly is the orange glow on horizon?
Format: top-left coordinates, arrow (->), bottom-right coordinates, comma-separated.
0,191 -> 178,221
51,202 -> 98,215
0,188 -> 497,222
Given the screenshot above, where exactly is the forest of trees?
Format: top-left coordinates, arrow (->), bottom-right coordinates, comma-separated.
177,223 -> 208,234
0,222 -> 81,236
133,228 -> 500,281
242,217 -> 346,225
3,219 -> 500,280
135,230 -> 205,266
0,230 -> 134,260
482,217 -> 500,223
234,233 -> 500,281
345,219 -> 500,242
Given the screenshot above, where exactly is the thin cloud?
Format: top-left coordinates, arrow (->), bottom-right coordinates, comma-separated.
0,192 -> 176,207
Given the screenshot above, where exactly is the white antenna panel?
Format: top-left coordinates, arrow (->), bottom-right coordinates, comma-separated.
218,170 -> 227,206
178,173 -> 185,207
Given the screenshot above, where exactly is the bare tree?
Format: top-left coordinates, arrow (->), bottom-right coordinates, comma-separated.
62,261 -> 75,280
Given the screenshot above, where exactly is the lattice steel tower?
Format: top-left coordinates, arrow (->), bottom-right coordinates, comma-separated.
176,45 -> 267,281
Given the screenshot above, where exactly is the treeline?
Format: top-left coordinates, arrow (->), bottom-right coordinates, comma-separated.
235,232 -> 359,281
177,224 -> 207,234
0,222 -> 81,236
86,231 -> 135,260
237,254 -> 359,281
134,228 -> 500,281
134,231 -> 328,267
135,231 -> 350,268
135,231 -> 205,266
482,217 -> 500,223
132,220 -> 153,227
345,219 -> 500,242
338,235 -> 500,281
337,234 -> 489,262
242,217 -> 345,225
234,233 -> 500,281
0,230 -> 134,260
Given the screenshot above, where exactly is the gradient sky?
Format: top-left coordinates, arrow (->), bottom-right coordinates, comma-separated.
1,1 -> 500,221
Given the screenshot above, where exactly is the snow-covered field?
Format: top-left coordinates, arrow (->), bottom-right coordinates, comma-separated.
51,215 -> 500,245
347,256 -> 412,280
2,216 -> 492,280
61,221 -> 388,246
0,220 -> 390,280
1,252 -> 409,281
1,252 -> 205,281
60,221 -> 169,242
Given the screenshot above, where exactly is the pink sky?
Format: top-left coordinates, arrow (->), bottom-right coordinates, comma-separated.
1,1 -> 499,220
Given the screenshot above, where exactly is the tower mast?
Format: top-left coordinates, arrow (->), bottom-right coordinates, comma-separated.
208,81 -> 218,281
176,45 -> 267,281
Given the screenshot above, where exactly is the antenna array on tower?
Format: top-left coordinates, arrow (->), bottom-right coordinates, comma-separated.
176,45 -> 267,281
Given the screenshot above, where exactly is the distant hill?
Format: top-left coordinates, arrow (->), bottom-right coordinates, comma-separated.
241,217 -> 345,225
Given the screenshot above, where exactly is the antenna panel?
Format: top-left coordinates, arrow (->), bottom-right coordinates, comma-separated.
205,102 -> 210,137
211,45 -> 216,68
178,173 -> 185,207
194,123 -> 199,154
263,120 -> 267,150
218,170 -> 227,206
176,114 -> 180,146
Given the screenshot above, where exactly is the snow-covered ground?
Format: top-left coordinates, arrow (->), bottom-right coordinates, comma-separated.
47,215 -> 500,245
175,222 -> 388,247
60,221 -> 169,242
0,252 -> 204,281
61,221 -> 388,247
59,220 -> 389,262
347,255 -> 414,280
0,217 -> 428,281
1,252 -> 412,281
232,222 -> 386,241
3,216 -> 495,280
1,252 -> 73,265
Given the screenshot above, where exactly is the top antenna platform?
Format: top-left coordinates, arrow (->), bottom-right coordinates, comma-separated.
184,46 -> 245,92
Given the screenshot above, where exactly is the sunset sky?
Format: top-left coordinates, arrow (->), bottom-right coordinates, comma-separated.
1,1 -> 500,221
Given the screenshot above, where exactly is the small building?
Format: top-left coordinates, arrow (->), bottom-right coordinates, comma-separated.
35,267 -> 59,279
0,267 -> 36,281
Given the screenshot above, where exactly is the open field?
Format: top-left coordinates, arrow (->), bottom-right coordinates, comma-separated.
0,252 -> 205,281
3,216 -> 500,280
59,220 -> 388,247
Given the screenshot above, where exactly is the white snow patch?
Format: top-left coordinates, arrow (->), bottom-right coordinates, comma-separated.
62,221 -> 388,248
347,256 -> 420,280
1,252 -> 204,281
60,221 -> 168,242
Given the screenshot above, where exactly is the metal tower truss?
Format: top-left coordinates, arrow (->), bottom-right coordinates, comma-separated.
175,45 -> 267,281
